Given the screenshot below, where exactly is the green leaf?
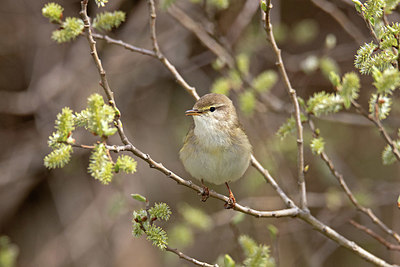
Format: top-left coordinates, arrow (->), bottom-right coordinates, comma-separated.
267,224 -> 278,239
93,11 -> 126,32
352,0 -> 363,13
261,1 -> 267,12
239,91 -> 256,116
277,117 -> 296,140
239,235 -> 258,257
369,94 -> 392,120
169,224 -> 194,248
178,203 -> 212,230
115,155 -> 137,174
42,3 -> 63,23
237,53 -> 250,75
88,143 -> 114,184
382,141 -> 400,165
44,144 -> 73,169
364,0 -> 385,24
293,19 -> 319,45
85,93 -> 118,137
372,68 -> 400,94
208,0 -> 229,9
310,137 -> 325,155
329,71 -> 341,87
131,194 -> 147,203
224,254 -> 236,267
306,91 -> 343,116
211,78 -> 231,95
252,70 -> 278,92
148,203 -> 171,221
338,72 -> 360,109
385,0 -> 400,13
52,17 -> 84,43
0,236 -> 19,267
146,225 -> 168,250
95,0 -> 109,7
320,57 -> 340,80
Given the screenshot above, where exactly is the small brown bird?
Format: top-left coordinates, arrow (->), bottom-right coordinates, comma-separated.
179,93 -> 252,208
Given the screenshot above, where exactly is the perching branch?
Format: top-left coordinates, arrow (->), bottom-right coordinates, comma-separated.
261,0 -> 307,210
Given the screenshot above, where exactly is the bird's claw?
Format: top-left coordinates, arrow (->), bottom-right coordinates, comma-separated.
199,186 -> 209,202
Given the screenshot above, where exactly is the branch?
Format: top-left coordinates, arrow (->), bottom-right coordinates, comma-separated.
166,246 -> 218,267
310,0 -> 365,44
350,220 -> 400,251
262,0 -> 307,210
308,118 -> 400,244
147,0 -> 200,101
92,32 -> 156,57
167,4 -> 235,68
351,100 -> 400,162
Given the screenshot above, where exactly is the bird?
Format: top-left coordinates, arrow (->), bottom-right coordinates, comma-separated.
179,93 -> 252,208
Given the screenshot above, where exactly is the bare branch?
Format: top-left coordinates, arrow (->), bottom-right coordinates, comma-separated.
92,32 -> 156,57
166,246 -> 219,267
167,4 -> 234,68
261,0 -> 307,210
351,100 -> 400,162
350,220 -> 400,251
310,0 -> 365,44
147,0 -> 200,100
308,118 -> 400,244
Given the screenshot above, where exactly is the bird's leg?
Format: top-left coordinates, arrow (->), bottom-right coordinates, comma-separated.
224,182 -> 236,209
200,179 -> 210,202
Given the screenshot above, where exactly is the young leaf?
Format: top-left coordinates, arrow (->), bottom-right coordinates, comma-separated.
52,17 -> 84,43
306,91 -> 343,116
88,143 -> 114,184
148,203 -> 171,221
239,91 -> 256,116
44,144 -> 73,169
93,11 -> 126,32
382,141 -> 400,165
115,155 -> 137,174
211,78 -> 231,95
369,94 -> 392,120
311,137 -> 325,155
224,254 -> 236,267
42,3 -> 64,23
338,72 -> 360,109
95,0 -> 109,7
372,68 -> 400,94
146,225 -> 168,250
252,70 -> 278,92
131,194 -> 147,203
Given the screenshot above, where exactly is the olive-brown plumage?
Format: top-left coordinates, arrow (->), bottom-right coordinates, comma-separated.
180,93 -> 252,207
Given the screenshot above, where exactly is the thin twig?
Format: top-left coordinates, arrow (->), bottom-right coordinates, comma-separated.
262,0 -> 307,210
166,246 -> 219,267
92,33 -> 156,57
350,220 -> 400,251
351,100 -> 400,162
167,4 -> 234,68
147,0 -> 200,100
310,0 -> 365,44
308,118 -> 400,244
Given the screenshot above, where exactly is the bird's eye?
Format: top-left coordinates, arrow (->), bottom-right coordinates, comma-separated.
209,107 -> 216,112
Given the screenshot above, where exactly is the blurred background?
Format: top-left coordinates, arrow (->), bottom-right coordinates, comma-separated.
1,0 -> 400,266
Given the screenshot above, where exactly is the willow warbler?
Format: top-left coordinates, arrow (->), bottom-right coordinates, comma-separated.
179,93 -> 252,208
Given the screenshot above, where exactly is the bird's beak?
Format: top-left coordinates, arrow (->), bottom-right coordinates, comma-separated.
185,109 -> 202,116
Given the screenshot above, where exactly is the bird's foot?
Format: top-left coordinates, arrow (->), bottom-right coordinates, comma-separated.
224,182 -> 236,209
199,180 -> 210,202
